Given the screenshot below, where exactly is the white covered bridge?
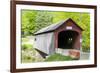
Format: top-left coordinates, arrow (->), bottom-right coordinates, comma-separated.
34,18 -> 83,58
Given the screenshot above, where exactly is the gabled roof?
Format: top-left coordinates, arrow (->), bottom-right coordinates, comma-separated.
34,18 -> 83,35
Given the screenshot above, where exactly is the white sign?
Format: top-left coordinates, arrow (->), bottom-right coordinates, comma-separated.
80,39 -> 82,42
66,26 -> 72,29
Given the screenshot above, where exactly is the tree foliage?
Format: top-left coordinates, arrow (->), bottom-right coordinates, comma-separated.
21,10 -> 37,36
34,11 -> 53,33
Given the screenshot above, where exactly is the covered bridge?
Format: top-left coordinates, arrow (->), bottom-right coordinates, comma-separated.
34,18 -> 83,58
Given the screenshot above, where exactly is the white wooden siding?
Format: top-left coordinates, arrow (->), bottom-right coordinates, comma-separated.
34,32 -> 55,54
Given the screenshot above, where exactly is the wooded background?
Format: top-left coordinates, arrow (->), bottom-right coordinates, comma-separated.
21,10 -> 90,52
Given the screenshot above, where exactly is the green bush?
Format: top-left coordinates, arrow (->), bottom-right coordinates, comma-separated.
22,38 -> 29,42
21,54 -> 35,63
22,44 -> 33,50
82,46 -> 90,52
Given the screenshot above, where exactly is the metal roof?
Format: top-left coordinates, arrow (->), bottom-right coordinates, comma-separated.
34,18 -> 83,35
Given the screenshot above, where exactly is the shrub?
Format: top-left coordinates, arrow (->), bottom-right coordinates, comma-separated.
21,54 -> 35,63
82,46 -> 90,52
22,38 -> 29,42
22,44 -> 33,50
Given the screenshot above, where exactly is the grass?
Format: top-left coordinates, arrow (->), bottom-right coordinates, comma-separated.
45,53 -> 74,62
22,38 -> 29,42
21,37 -> 44,63
21,49 -> 36,63
21,53 -> 35,63
21,44 -> 33,50
21,44 -> 36,63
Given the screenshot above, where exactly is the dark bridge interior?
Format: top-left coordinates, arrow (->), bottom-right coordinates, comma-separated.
58,30 -> 79,49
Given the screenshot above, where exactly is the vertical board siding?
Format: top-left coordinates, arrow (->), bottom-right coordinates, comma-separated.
34,32 -> 54,54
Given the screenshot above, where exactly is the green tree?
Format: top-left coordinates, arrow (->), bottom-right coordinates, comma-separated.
21,10 -> 37,36
34,11 -> 53,32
